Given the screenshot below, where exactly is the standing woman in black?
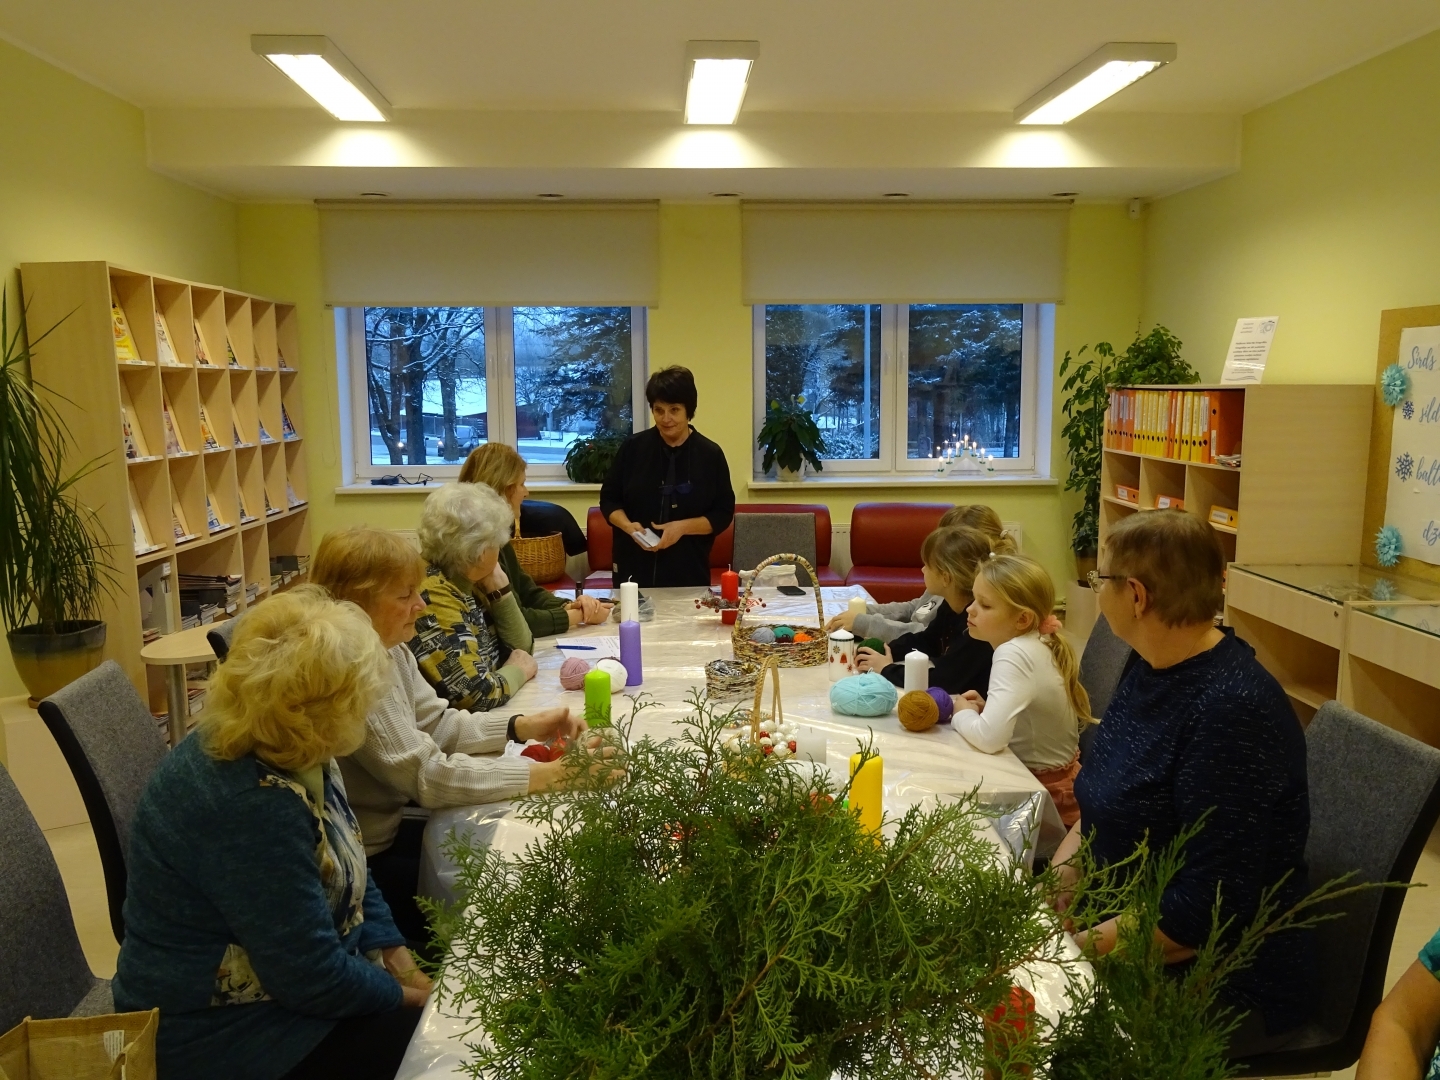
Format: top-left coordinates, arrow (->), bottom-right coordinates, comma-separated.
600,366 -> 735,588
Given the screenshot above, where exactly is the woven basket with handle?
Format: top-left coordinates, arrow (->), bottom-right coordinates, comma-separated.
512,532 -> 566,583
731,553 -> 826,668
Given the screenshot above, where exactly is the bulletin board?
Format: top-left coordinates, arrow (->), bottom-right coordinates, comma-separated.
1362,304 -> 1440,582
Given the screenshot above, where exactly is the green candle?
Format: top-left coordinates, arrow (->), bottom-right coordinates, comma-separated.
583,668 -> 612,728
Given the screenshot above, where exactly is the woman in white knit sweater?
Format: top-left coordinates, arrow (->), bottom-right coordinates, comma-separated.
312,526 -> 595,946
956,554 -> 1091,826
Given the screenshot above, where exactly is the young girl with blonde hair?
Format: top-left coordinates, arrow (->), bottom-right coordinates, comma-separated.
959,554 -> 1091,826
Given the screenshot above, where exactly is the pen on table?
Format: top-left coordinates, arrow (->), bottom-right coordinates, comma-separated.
557,644 -> 597,651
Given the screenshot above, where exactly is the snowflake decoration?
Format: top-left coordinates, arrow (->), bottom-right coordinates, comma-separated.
1376,525 -> 1403,568
1370,578 -> 1400,602
1382,363 -> 1410,406
1397,452 -> 1416,483
1403,399 -> 1416,421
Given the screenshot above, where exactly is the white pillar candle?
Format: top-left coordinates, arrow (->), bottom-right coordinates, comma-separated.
903,650 -> 930,693
847,595 -> 867,619
619,581 -> 639,623
792,726 -> 827,765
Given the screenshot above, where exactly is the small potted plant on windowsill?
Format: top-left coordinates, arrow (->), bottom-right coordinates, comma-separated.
757,394 -> 827,482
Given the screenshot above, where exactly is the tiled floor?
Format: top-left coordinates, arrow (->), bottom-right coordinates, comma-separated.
43,818 -> 1440,1075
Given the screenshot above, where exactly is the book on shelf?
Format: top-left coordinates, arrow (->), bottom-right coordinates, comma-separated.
205,493 -> 229,533
120,380 -> 149,459
194,320 -> 214,366
286,480 -> 304,508
172,498 -> 197,543
161,390 -> 187,455
281,404 -> 299,439
226,335 -> 240,368
155,311 -> 181,366
1104,387 -> 1244,465
198,405 -> 223,450
111,290 -> 141,363
258,420 -> 275,444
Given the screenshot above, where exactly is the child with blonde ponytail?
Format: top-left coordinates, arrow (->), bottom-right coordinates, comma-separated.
958,554 -> 1090,826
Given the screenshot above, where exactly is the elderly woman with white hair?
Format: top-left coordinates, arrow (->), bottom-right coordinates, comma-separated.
411,481 -> 540,711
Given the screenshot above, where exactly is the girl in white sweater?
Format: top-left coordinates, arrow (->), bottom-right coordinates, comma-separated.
957,554 -> 1091,826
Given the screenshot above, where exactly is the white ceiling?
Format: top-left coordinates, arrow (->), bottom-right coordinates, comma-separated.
4,0 -> 1437,201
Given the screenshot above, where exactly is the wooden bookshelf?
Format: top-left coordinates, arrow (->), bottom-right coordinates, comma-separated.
1099,384 -> 1372,565
19,261 -> 312,699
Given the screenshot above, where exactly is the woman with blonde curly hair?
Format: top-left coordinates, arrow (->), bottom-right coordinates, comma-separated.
113,587 -> 433,1080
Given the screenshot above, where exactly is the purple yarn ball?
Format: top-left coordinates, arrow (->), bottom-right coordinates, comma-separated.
927,686 -> 954,725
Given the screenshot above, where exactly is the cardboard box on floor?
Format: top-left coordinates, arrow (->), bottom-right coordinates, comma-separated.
0,1009 -> 156,1080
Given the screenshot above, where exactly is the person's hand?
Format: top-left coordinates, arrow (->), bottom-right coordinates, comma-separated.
958,690 -> 985,713
382,946 -> 433,1005
479,563 -> 510,594
566,605 -> 584,628
526,734 -> 624,793
507,648 -> 538,682
568,595 -> 608,624
1048,860 -> 1080,915
651,520 -> 690,551
824,609 -> 859,633
514,706 -> 583,743
622,521 -> 652,549
855,645 -> 893,672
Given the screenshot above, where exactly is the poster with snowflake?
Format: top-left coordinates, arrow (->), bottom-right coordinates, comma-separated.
1384,325 -> 1440,565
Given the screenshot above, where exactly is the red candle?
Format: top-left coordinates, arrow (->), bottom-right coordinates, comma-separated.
721,569 -> 740,602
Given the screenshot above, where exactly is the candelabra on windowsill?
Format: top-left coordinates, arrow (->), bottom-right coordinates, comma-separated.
932,436 -> 996,476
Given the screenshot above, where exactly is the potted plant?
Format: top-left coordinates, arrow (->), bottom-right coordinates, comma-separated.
757,394 -> 827,481
1058,326 -> 1197,581
0,294 -> 114,701
563,429 -> 627,483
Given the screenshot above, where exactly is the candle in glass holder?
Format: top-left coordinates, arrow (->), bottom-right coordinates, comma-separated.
721,569 -> 740,602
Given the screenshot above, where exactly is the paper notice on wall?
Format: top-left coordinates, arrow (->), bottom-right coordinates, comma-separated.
1220,316 -> 1279,384
1384,325 -> 1440,566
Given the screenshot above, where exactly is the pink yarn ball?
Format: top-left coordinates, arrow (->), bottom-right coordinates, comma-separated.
927,686 -> 954,725
559,656 -> 591,691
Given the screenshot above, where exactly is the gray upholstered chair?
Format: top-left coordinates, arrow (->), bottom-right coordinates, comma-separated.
1232,702 -> 1440,1076
731,513 -> 818,577
206,615 -> 239,661
1078,613 -> 1133,722
38,660 -> 169,945
0,761 -> 112,1030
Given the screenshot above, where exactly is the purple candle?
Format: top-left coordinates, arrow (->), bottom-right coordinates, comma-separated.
619,619 -> 643,686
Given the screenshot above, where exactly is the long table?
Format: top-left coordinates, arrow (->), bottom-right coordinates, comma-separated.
399,585 -> 1070,1079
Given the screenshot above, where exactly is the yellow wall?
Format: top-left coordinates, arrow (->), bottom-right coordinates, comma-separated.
1144,28 -> 1440,383
237,201 -> 1147,600
0,38 -> 238,697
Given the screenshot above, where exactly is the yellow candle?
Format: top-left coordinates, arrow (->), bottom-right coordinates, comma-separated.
849,752 -> 883,835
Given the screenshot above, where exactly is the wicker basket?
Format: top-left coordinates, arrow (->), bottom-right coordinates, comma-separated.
705,658 -> 761,702
731,553 -> 826,668
512,532 -> 566,583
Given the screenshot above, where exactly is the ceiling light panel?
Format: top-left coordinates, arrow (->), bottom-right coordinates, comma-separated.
1014,42 -> 1176,125
685,41 -> 760,125
252,35 -> 391,122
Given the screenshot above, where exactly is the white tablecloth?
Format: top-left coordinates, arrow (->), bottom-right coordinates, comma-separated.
399,585 -> 1071,1080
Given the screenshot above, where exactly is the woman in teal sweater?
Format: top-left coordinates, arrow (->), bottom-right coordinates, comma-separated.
113,587 -> 432,1080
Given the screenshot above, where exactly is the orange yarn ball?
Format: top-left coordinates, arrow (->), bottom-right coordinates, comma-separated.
898,690 -> 939,732
792,632 -> 813,643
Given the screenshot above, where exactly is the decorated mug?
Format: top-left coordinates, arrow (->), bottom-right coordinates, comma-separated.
827,628 -> 856,682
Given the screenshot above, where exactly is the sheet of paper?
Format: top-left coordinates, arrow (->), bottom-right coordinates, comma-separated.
1383,325 -> 1440,566
1220,316 -> 1279,384
637,527 -> 661,549
553,635 -> 621,659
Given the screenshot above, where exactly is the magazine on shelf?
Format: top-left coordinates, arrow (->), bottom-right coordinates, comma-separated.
281,404 -> 299,439
131,498 -> 160,556
172,498 -> 196,543
194,320 -> 213,366
286,480 -> 304,508
226,335 -> 240,368
239,491 -> 256,524
205,494 -> 229,533
233,421 -> 252,448
258,420 -> 275,444
198,405 -> 223,451
161,390 -> 187,454
264,488 -> 280,516
120,380 -> 149,459
278,347 -> 290,370
155,311 -> 181,366
111,291 -> 140,363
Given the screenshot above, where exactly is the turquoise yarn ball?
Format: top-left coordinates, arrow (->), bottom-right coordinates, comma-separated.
749,627 -> 777,644
830,672 -> 899,717
773,626 -> 795,641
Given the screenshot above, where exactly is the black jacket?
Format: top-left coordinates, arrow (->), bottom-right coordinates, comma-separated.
882,600 -> 993,697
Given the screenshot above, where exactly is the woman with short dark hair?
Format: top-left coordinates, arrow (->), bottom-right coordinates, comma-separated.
1052,509 -> 1315,1058
599,365 -> 735,587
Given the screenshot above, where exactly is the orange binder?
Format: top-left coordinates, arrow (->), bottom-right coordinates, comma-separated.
1208,390 -> 1244,459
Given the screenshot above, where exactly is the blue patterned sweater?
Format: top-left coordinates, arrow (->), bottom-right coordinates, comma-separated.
113,735 -> 406,1080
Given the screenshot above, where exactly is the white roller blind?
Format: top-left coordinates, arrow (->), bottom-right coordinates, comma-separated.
742,202 -> 1069,304
319,202 -> 660,307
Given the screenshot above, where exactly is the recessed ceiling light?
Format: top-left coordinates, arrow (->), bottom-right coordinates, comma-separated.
252,35 -> 390,122
1014,42 -> 1176,125
685,41 -> 759,125
883,192 -> 911,199
536,193 -> 565,200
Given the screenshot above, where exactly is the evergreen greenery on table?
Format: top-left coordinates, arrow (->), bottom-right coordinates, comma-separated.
430,695 -> 1365,1080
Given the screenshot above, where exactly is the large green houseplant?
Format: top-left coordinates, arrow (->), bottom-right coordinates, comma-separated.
0,293 -> 114,700
564,430 -> 627,483
757,394 -> 828,481
1058,326 -> 1198,578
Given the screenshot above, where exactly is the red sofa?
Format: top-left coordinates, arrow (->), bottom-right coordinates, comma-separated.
584,504 -> 843,588
844,502 -> 953,603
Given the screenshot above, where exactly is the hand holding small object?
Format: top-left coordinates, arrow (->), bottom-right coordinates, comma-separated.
515,706 -> 583,742
651,521 -> 688,550
855,645 -> 892,672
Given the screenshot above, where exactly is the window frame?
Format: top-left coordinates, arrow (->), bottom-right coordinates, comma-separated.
342,305 -> 649,483
752,302 -> 1048,479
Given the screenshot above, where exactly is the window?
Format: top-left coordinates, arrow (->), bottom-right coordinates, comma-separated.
753,303 -> 1048,476
342,306 -> 648,481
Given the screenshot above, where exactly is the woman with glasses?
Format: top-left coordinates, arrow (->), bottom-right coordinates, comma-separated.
599,366 -> 735,589
1052,509 -> 1314,1060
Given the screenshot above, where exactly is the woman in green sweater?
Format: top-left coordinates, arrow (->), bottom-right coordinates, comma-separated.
459,442 -> 609,637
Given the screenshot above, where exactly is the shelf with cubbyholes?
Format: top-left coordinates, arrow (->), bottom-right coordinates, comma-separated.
19,260 -> 312,699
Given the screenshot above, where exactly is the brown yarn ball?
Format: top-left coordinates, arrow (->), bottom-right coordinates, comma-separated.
898,690 -> 939,732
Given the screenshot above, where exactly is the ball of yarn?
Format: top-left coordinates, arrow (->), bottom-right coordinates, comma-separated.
829,672 -> 899,717
859,637 -> 885,653
792,632 -> 813,643
559,656 -> 591,691
899,690 -> 939,732
773,626 -> 795,641
596,658 -> 627,692
926,686 -> 954,725
749,626 -> 777,644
